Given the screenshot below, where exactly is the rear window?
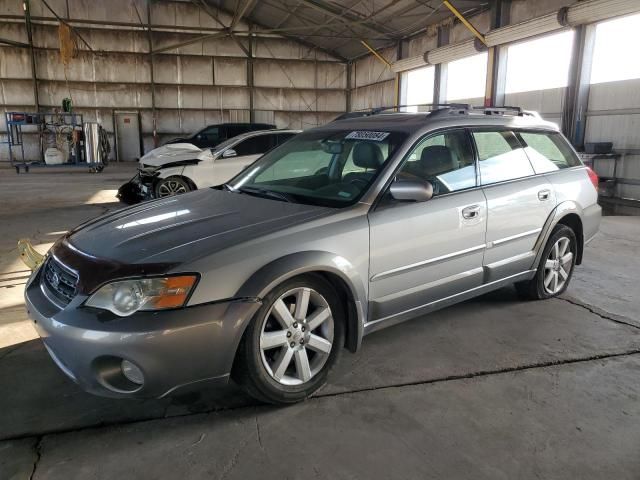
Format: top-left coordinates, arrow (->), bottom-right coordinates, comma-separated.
518,131 -> 581,173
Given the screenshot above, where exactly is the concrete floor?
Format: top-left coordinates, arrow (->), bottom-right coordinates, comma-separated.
1,164 -> 639,479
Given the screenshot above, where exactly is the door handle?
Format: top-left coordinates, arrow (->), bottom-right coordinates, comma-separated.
461,204 -> 480,220
538,189 -> 551,201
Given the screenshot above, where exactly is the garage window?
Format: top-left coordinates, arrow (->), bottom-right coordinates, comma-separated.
401,66 -> 435,111
446,53 -> 487,101
505,31 -> 575,94
590,13 -> 640,84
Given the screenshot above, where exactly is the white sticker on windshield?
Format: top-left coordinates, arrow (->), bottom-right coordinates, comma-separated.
345,131 -> 390,142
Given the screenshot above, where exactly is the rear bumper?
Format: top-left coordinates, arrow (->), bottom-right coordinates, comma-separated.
25,270 -> 261,399
582,202 -> 602,245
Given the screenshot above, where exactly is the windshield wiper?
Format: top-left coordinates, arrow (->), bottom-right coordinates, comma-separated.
237,186 -> 293,203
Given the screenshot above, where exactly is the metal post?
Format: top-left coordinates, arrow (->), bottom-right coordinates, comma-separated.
145,1 -> 158,148
395,41 -> 402,107
247,28 -> 255,123
346,61 -> 352,112
433,25 -> 449,104
23,0 -> 39,112
486,0 -> 510,106
564,24 -> 596,149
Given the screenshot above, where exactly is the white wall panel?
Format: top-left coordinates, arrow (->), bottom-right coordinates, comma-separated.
588,78 -> 640,110
0,48 -> 32,79
214,57 -> 247,86
351,80 -> 395,110
585,115 -> 640,149
504,87 -> 565,117
253,60 -> 316,89
353,47 -> 396,88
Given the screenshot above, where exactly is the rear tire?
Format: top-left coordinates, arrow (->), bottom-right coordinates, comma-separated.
515,224 -> 577,300
232,274 -> 345,404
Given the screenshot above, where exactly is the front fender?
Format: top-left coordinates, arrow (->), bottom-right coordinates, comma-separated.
156,165 -> 186,180
235,251 -> 367,351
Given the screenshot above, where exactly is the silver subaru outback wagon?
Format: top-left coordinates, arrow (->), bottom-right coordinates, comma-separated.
25,106 -> 601,404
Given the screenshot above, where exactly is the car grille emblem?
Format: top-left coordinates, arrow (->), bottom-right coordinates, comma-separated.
51,272 -> 60,288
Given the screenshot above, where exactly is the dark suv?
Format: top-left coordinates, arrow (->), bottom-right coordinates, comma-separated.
164,123 -> 276,148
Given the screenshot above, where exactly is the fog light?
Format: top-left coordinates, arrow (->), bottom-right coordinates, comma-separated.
121,360 -> 144,385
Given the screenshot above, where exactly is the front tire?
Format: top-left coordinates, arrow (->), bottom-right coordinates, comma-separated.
233,274 -> 345,404
155,176 -> 191,198
516,224 -> 577,300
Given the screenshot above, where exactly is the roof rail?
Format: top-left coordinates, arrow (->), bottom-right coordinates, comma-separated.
333,104 -> 541,122
371,103 -> 472,114
429,105 -> 542,118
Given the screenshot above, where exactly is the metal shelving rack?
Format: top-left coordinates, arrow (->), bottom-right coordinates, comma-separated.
2,111 -> 102,173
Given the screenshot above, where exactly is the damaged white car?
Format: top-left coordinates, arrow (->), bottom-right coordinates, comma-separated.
118,129 -> 300,203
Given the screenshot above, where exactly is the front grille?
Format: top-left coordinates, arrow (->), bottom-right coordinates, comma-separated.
42,257 -> 78,305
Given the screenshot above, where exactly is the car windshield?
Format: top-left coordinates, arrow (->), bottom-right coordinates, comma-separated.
227,129 -> 407,207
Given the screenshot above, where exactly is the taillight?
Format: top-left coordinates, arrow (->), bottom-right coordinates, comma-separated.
586,166 -> 599,190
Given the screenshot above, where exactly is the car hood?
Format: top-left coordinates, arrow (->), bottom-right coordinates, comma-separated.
66,189 -> 333,264
139,143 -> 211,168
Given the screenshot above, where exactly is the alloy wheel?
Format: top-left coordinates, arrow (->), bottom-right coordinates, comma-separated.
543,236 -> 573,294
259,287 -> 334,386
157,180 -> 187,197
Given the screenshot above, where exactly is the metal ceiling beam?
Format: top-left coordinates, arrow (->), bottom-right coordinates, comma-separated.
443,0 -> 487,46
195,0 -> 250,56
328,0 -> 443,58
230,0 -> 255,29
0,37 -> 29,48
259,0 -> 355,39
360,40 -> 392,68
40,0 -> 94,52
207,0 -> 348,61
260,0 -> 346,39
152,30 -> 228,54
295,0 -> 397,39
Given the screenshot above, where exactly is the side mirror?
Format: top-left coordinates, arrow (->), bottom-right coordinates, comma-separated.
222,148 -> 237,158
389,178 -> 433,202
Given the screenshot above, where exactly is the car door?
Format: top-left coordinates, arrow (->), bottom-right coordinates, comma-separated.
471,129 -> 556,282
213,134 -> 278,183
368,129 -> 487,326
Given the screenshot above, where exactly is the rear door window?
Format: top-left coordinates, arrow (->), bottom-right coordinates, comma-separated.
518,131 -> 581,173
472,130 -> 535,185
235,134 -> 276,156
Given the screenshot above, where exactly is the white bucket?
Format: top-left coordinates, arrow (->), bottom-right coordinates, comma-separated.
44,147 -> 65,165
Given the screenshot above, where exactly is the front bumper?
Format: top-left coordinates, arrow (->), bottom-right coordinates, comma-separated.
116,170 -> 157,204
25,268 -> 261,399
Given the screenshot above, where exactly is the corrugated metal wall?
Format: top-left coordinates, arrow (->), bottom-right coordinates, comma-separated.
0,0 -> 347,161
586,78 -> 640,202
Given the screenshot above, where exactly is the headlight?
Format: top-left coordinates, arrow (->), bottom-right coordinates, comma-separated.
85,275 -> 198,316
